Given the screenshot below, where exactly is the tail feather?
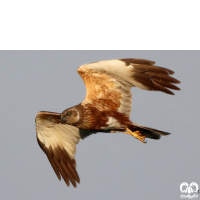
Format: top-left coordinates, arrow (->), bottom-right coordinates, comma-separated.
130,122 -> 171,140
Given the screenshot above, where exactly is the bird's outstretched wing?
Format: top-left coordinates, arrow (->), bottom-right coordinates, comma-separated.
77,58 -> 180,117
35,111 -> 81,187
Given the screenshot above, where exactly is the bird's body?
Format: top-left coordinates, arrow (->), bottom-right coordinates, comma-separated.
35,58 -> 180,187
61,103 -> 131,131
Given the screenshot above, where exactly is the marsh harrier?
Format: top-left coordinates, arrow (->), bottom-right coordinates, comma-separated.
36,58 -> 180,187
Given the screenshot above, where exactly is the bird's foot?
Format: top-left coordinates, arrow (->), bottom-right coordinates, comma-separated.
122,128 -> 147,143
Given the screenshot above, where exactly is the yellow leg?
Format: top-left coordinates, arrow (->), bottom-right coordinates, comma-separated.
121,128 -> 147,143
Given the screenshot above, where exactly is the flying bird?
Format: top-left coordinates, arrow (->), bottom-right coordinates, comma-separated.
35,58 -> 180,187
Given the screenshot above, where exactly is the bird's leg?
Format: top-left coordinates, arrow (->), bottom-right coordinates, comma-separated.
121,128 -> 147,143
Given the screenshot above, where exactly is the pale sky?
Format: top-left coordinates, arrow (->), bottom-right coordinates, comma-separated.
0,51 -> 199,200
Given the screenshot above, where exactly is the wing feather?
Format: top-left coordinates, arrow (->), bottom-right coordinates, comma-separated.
37,138 -> 62,180
36,111 -> 81,187
77,58 -> 180,117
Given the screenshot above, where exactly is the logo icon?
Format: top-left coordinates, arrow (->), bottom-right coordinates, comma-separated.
180,182 -> 199,199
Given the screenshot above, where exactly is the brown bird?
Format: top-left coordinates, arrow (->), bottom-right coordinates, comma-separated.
36,58 -> 180,187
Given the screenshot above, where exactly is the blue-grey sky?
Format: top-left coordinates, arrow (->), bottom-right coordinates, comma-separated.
0,51 -> 199,200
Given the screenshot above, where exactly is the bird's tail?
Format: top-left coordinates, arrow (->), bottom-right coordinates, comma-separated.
128,122 -> 170,140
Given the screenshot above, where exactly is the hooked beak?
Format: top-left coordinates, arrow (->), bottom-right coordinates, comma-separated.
60,115 -> 66,123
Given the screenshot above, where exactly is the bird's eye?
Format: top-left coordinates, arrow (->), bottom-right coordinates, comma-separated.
67,112 -> 71,116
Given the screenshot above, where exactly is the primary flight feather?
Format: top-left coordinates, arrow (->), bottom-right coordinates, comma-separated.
36,58 -> 180,187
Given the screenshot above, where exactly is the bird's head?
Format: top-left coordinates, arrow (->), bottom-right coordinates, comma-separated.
61,107 -> 80,125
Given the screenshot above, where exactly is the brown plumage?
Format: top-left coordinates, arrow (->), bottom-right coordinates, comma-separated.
36,58 -> 180,187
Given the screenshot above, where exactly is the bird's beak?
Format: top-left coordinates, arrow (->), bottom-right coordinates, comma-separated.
60,115 -> 66,123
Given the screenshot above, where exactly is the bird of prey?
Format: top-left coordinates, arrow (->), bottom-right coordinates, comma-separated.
35,58 -> 180,187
